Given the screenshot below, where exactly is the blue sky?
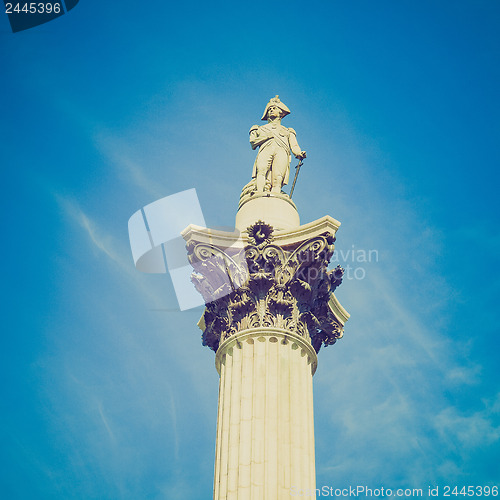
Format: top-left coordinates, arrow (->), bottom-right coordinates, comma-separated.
1,1 -> 499,498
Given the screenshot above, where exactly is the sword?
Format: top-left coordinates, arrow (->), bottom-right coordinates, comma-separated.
289,158 -> 304,198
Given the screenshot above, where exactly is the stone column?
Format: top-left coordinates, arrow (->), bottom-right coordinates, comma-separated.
213,328 -> 316,499
183,213 -> 348,500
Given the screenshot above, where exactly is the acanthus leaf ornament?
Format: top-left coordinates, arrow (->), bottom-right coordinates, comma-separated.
186,222 -> 345,353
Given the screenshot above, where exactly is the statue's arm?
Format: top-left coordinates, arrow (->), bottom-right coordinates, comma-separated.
288,128 -> 307,159
249,125 -> 272,150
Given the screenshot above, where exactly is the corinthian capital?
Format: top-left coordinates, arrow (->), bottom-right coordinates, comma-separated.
183,217 -> 349,353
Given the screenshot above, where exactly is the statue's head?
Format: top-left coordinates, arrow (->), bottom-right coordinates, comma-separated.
261,95 -> 291,121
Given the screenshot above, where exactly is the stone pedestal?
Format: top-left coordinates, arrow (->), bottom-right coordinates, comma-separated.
183,210 -> 348,500
236,192 -> 300,232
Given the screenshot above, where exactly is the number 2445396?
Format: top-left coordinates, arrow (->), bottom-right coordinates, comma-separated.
5,3 -> 62,14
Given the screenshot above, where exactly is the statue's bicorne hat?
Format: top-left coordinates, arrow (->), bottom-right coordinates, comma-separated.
261,95 -> 291,121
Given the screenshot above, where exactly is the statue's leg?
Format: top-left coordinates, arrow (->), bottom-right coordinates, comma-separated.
256,153 -> 273,192
265,171 -> 272,191
271,175 -> 283,193
271,149 -> 288,193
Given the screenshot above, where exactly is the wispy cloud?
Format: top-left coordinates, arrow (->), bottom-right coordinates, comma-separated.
35,191 -> 214,494
93,131 -> 168,201
97,402 -> 116,443
313,186 -> 498,487
435,393 -> 500,450
53,192 -> 170,310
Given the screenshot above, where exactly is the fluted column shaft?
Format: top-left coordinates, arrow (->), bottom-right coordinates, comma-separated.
213,328 -> 317,500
